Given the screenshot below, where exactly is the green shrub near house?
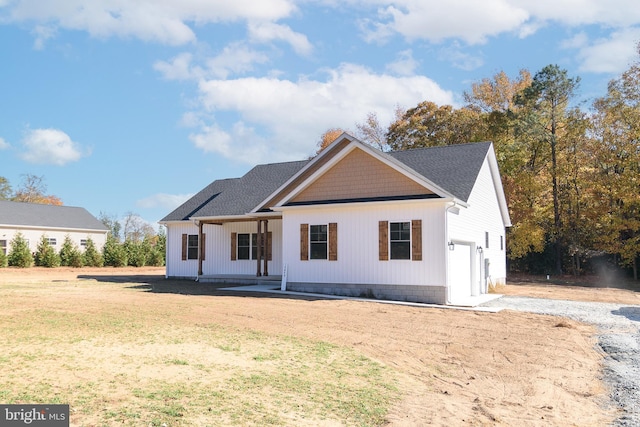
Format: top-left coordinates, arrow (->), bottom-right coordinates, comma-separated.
83,237 -> 103,267
34,235 -> 61,267
103,235 -> 128,267
59,235 -> 83,268
8,232 -> 33,268
0,250 -> 7,268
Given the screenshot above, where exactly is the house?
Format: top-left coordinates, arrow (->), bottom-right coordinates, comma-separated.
160,134 -> 511,306
0,200 -> 108,255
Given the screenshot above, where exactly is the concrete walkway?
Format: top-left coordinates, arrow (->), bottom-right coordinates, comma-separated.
219,283 -> 503,312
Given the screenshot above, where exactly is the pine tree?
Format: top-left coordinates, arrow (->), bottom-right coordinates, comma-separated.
83,237 -> 103,267
59,235 -> 82,267
8,232 -> 33,268
34,235 -> 60,267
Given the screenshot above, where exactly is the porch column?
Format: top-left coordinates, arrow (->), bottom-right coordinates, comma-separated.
197,221 -> 203,276
263,220 -> 269,277
256,219 -> 262,276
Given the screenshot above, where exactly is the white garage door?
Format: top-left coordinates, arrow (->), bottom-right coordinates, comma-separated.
448,243 -> 472,304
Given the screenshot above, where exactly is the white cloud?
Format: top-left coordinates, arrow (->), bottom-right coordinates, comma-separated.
0,137 -> 9,150
190,63 -> 453,162
438,43 -> 484,71
205,43 -> 271,79
356,0 -> 640,47
3,0 -> 297,45
362,0 -> 530,45
513,0 -> 640,28
154,44 -> 271,81
20,128 -> 87,165
137,193 -> 193,210
385,49 -> 418,76
248,21 -> 313,56
190,122 -> 269,161
31,25 -> 56,50
572,27 -> 640,73
153,52 -> 203,81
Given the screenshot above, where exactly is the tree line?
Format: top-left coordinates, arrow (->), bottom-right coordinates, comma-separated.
321,44 -> 640,280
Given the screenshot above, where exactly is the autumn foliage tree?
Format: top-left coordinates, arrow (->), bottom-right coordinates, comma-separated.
591,45 -> 640,279
0,174 -> 63,205
315,128 -> 345,154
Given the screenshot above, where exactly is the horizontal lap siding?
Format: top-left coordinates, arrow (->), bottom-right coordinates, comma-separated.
0,227 -> 107,256
282,202 -> 446,286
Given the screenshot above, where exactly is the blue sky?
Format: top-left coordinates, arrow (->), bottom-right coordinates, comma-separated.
1,1 -> 639,229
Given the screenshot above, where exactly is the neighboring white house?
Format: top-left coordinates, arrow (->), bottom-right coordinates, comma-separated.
0,200 -> 108,255
160,134 -> 511,306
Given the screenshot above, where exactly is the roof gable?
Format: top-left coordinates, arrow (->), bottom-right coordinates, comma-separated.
289,146 -> 435,205
0,201 -> 108,231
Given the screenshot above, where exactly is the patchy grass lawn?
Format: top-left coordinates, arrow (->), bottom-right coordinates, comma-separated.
0,279 -> 398,426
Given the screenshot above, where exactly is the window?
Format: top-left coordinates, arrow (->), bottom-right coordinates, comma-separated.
187,234 -> 199,260
0,240 -> 6,255
390,222 -> 411,260
309,225 -> 328,260
500,235 -> 504,251
47,238 -> 57,246
236,233 -> 266,260
237,233 -> 251,260
80,239 -> 87,247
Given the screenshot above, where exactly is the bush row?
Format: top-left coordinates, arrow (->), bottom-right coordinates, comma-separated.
0,233 -> 165,268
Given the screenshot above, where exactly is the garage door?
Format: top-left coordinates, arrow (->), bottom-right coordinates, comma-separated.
448,243 -> 472,304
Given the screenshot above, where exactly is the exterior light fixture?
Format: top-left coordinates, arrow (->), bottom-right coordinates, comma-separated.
448,242 -> 455,251
477,246 -> 483,254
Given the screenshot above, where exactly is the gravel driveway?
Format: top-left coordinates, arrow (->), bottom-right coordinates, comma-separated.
481,296 -> 640,426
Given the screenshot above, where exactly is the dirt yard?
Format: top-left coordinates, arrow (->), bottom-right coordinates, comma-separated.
3,267 -> 638,426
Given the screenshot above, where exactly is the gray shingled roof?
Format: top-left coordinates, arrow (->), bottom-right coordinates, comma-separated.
161,142 -> 491,221
161,160 -> 309,221
387,142 -> 491,202
0,200 -> 108,231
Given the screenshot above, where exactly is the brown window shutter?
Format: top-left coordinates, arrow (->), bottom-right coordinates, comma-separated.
300,224 -> 309,261
329,222 -> 337,261
181,234 -> 187,261
378,221 -> 388,261
412,220 -> 422,261
230,232 -> 237,261
267,231 -> 273,261
201,233 -> 206,261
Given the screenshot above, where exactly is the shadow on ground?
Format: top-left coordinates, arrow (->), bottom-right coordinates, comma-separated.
79,274 -> 328,301
612,307 -> 640,322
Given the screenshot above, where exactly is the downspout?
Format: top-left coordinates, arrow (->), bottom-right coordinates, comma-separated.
444,202 -> 457,305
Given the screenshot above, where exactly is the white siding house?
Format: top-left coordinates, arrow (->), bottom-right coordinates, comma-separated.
0,201 -> 108,256
161,134 -> 511,306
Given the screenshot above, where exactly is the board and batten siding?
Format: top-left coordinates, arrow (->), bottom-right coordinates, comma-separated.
448,158 -> 507,285
281,201 -> 447,287
165,220 -> 284,278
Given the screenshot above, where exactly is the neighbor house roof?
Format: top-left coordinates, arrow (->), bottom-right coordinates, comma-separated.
161,137 -> 495,222
0,200 -> 108,231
